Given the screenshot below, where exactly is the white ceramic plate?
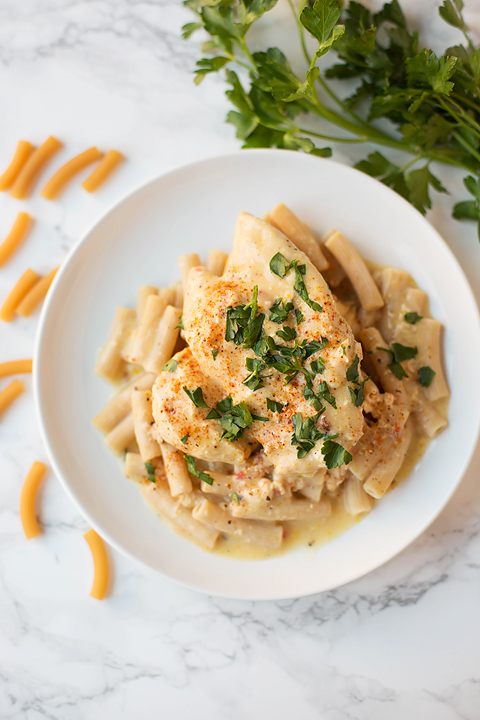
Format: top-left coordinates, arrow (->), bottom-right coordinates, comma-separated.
34,150 -> 480,600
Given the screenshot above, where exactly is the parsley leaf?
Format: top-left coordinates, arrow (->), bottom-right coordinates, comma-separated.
377,343 -> 418,379
346,354 -> 360,383
185,454 -> 214,485
294,308 -> 305,324
276,325 -> 297,341
225,285 -> 265,349
176,315 -> 184,330
310,357 -> 325,375
348,378 -> 368,407
269,298 -> 294,323
243,357 -> 269,391
180,434 -> 189,445
162,358 -> 178,372
405,312 -> 423,324
266,398 -> 285,412
291,412 -> 325,458
231,491 -> 240,505
212,348 -> 218,361
317,380 -> 337,408
220,399 -> 268,442
183,386 -> 210,408
418,365 -> 436,387
321,439 -> 352,470
269,252 -> 323,312
145,462 -> 156,483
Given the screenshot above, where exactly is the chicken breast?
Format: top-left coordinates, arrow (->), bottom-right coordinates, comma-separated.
155,213 -> 363,475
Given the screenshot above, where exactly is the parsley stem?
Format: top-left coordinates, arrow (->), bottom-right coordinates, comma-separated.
287,0 -> 311,66
452,129 -> 480,164
316,76 -> 373,129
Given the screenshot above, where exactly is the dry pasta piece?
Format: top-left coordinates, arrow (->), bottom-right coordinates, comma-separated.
0,359 -> 32,377
0,141 -> 34,191
84,528 -> 109,600
0,212 -> 32,268
81,150 -> 124,193
16,267 -> 59,317
267,203 -> 329,272
0,379 -> 25,418
325,231 -> 384,311
0,269 -> 40,322
41,147 -> 103,201
20,461 -> 47,539
10,136 -> 62,199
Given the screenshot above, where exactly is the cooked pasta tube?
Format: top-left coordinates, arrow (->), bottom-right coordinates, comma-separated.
364,421 -> 413,499
343,474 -> 374,515
20,461 -> 47,539
16,266 -> 59,317
414,402 -> 448,438
40,147 -> 103,201
0,268 -> 40,322
178,253 -> 201,293
359,327 -> 409,401
200,472 -> 235,495
404,288 -> 428,317
0,379 -> 24,418
415,318 -> 449,402
84,529 -> 109,600
172,280 -> 184,309
231,496 -> 331,521
0,359 -> 32,377
206,249 -> 228,276
325,231 -> 384,311
319,233 -> 346,287
131,390 -> 162,462
143,481 -> 219,549
267,203 -> 328,272
10,136 -> 62,199
297,469 -> 326,502
81,149 -> 123,193
193,499 -> 283,548
128,290 -> 172,365
104,412 -> 136,455
92,372 -> 155,433
95,307 -> 136,381
0,141 -> 33,191
124,451 -> 150,483
136,285 -> 158,318
143,305 -> 182,374
160,442 -> 192,496
0,212 -> 32,267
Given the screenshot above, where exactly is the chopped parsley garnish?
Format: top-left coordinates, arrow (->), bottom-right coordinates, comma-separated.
269,298 -> 294,324
310,357 -> 325,375
418,366 -> 436,387
266,398 -> 285,413
243,357 -> 269,391
206,395 -> 268,442
145,462 -> 156,483
348,378 -> 368,407
180,434 -> 189,444
291,412 -> 325,459
183,386 -> 210,408
184,454 -> 214,485
176,315 -> 184,330
377,343 -> 418,380
269,252 -> 322,312
162,358 -> 178,372
225,285 -> 265,349
276,326 -> 297,341
346,355 -> 360,383
317,380 -> 337,409
231,491 -> 240,505
294,308 -> 304,325
405,312 -> 423,324
303,383 -> 326,413
321,439 -> 352,470
212,348 -> 218,361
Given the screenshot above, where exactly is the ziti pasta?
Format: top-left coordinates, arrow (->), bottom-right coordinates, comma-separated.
93,206 -> 449,558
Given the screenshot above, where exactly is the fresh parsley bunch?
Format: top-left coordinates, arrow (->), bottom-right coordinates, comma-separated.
183,0 -> 480,240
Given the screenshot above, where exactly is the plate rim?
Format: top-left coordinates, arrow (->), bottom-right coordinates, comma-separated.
33,148 -> 480,600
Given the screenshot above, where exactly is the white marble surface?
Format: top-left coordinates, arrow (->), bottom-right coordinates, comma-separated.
1,1 -> 480,718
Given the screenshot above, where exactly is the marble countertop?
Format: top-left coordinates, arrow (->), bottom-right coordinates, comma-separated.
1,1 -> 480,718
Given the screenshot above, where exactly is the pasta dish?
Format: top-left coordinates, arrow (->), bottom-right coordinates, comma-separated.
93,204 -> 449,557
